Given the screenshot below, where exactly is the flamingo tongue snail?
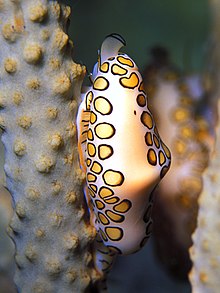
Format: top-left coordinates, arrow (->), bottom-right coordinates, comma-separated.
76,33 -> 171,279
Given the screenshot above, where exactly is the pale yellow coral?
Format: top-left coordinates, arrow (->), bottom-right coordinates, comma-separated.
53,28 -> 69,51
0,2 -> 101,292
65,268 -> 77,283
35,228 -> 46,239
17,116 -> 32,129
29,1 -> 48,22
35,155 -> 55,173
25,188 -> 40,201
51,180 -> 62,195
50,2 -> 61,19
63,233 -> 79,251
49,212 -> 63,227
26,78 -> 41,90
46,107 -> 58,120
23,43 -> 43,64
4,57 -> 18,73
65,191 -> 77,204
15,202 -> 26,218
13,91 -> 23,105
45,258 -> 62,276
40,29 -> 50,41
48,57 -> 61,70
2,23 -> 17,42
25,244 -> 38,262
48,133 -> 63,150
13,139 -> 26,156
65,122 -> 76,138
53,72 -> 71,95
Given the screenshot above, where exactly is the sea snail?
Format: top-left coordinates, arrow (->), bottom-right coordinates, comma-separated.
77,33 -> 171,256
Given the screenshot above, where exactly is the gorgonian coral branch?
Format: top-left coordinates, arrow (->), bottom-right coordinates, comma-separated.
0,1 -> 102,292
189,101 -> 220,292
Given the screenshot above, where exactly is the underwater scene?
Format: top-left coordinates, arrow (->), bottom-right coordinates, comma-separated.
0,0 -> 216,292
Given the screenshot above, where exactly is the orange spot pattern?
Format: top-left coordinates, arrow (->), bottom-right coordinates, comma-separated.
79,51 -> 171,259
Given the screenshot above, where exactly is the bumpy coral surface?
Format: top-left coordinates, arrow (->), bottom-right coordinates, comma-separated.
0,1 -> 101,292
189,101 -> 220,293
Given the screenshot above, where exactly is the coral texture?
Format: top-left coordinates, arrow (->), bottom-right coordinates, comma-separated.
0,1 -> 100,292
189,2 -> 220,291
189,101 -> 220,293
144,58 -> 208,279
